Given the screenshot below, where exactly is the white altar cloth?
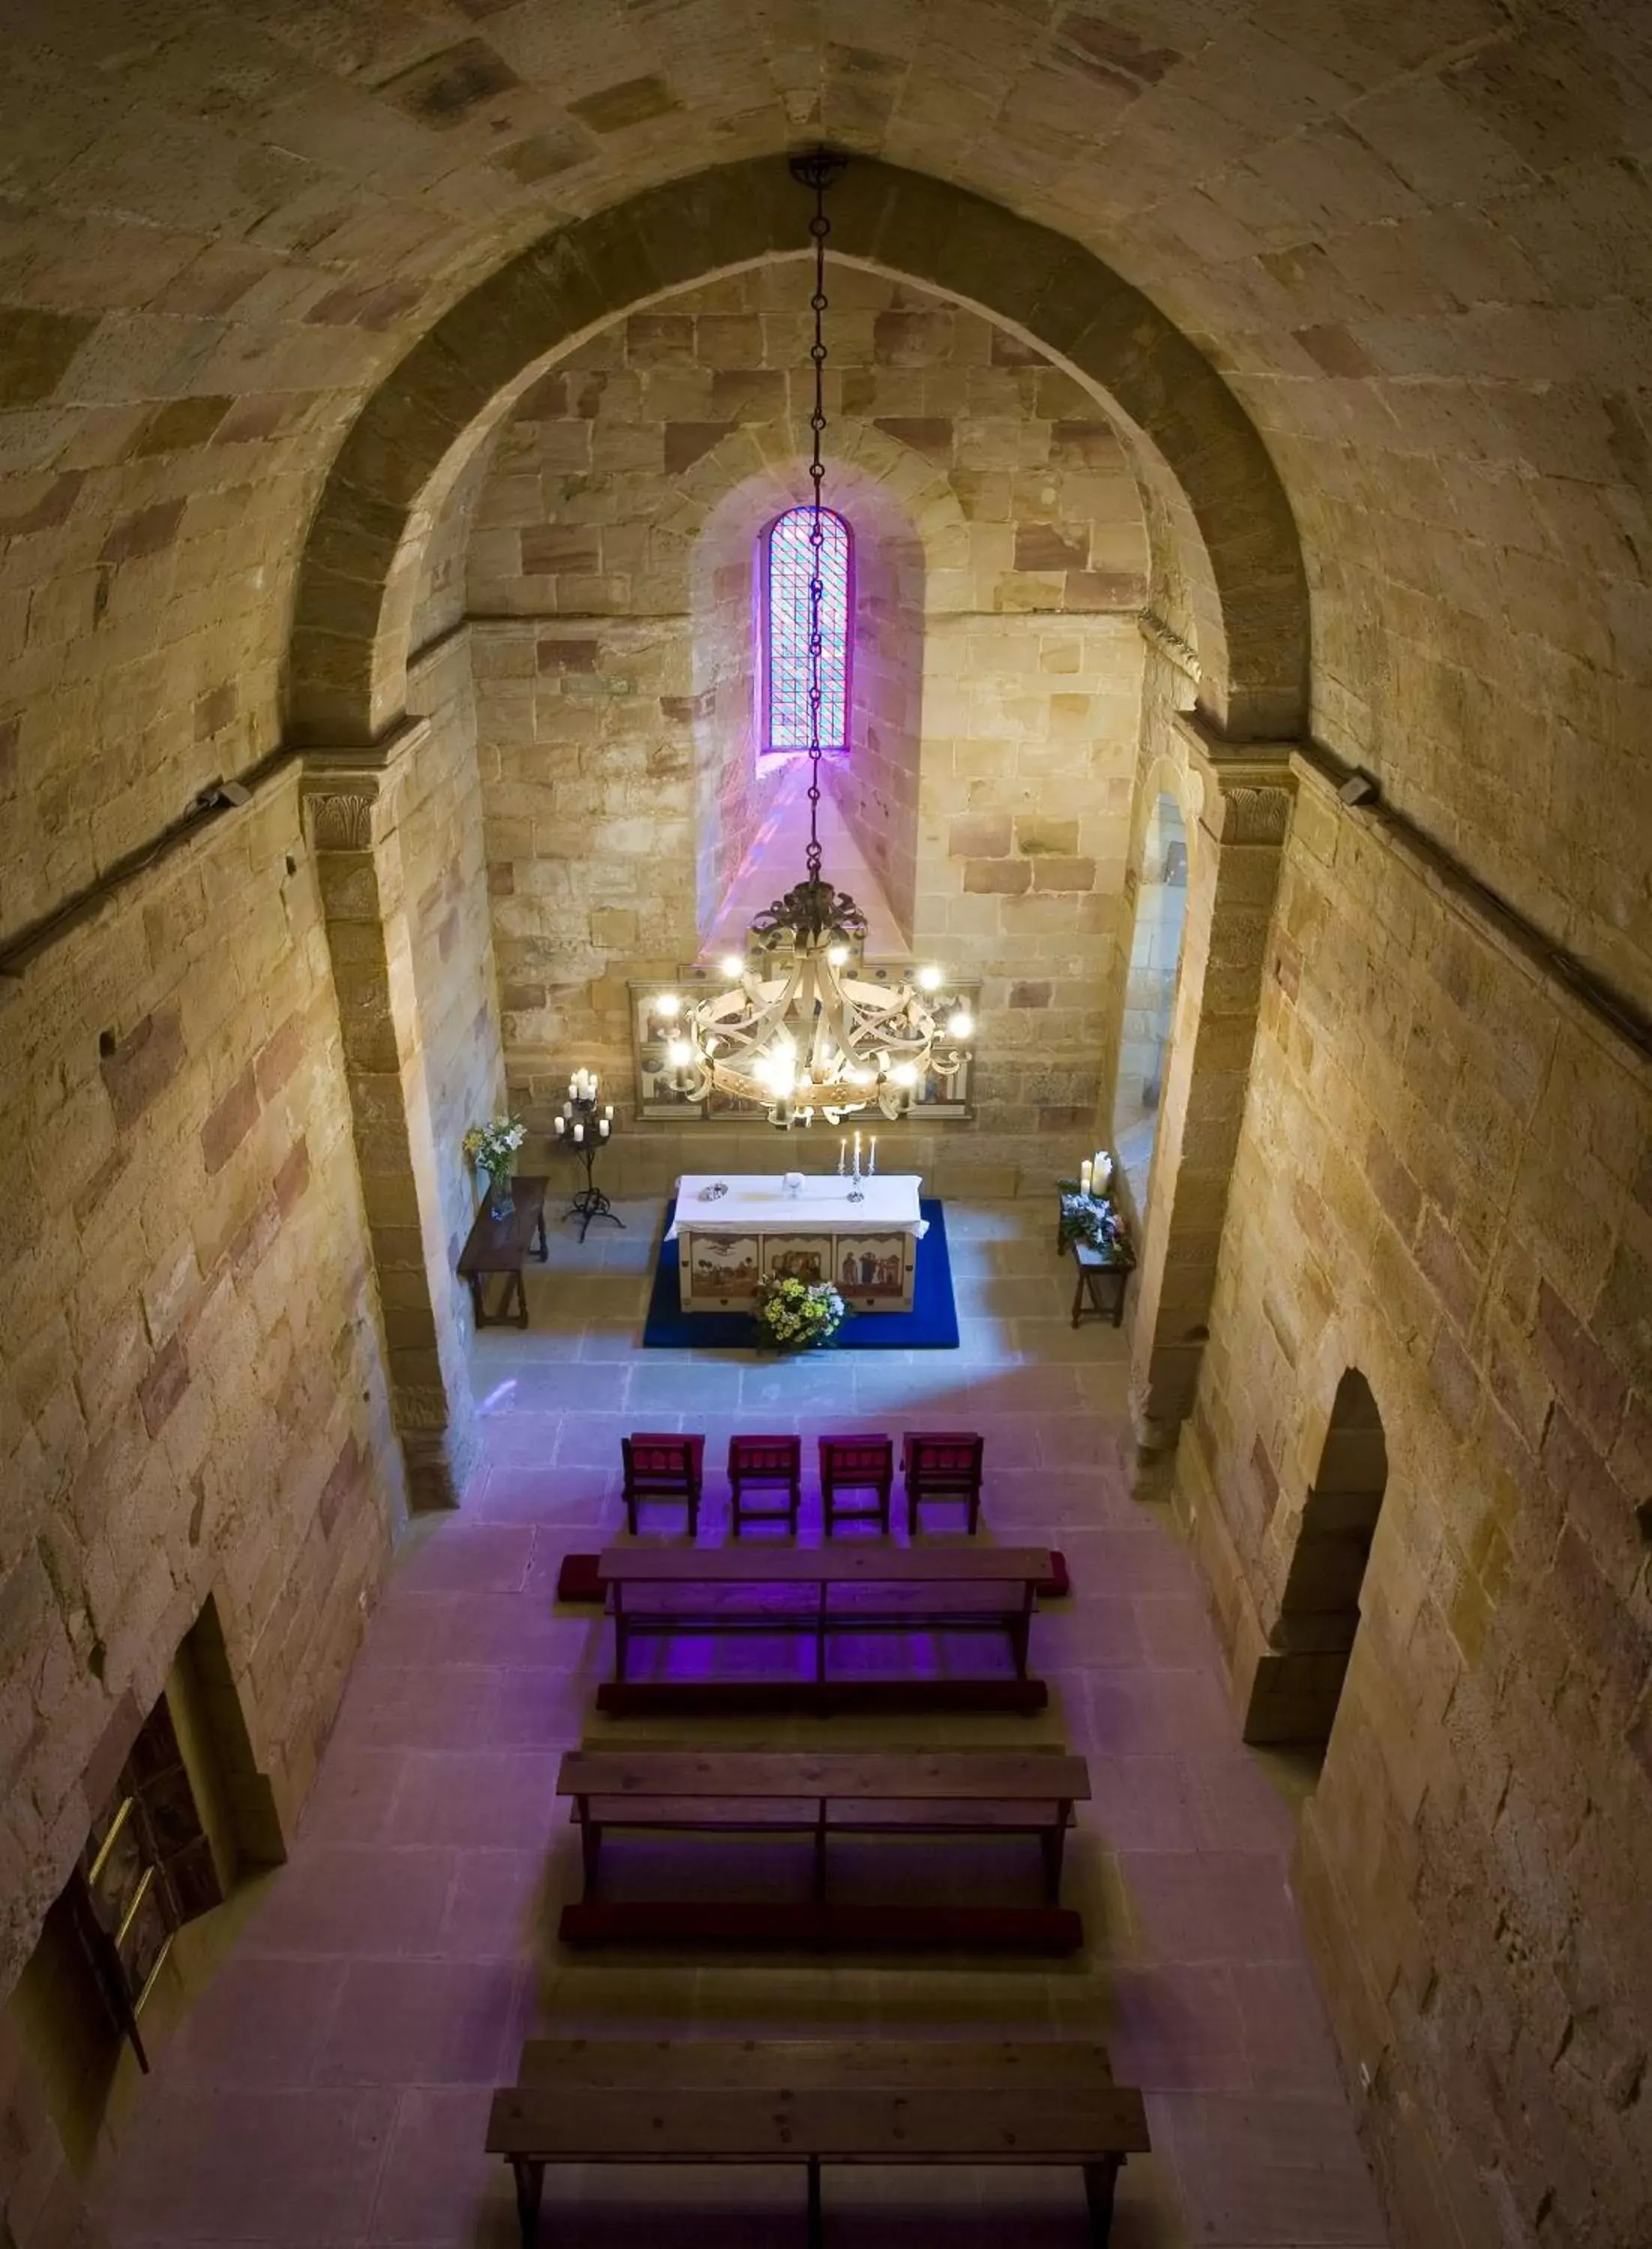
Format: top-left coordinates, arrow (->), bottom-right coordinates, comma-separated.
669,1173 -> 927,1238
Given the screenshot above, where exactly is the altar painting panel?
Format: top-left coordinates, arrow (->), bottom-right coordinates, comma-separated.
762,1236 -> 833,1286
681,1232 -> 761,1307
833,1234 -> 908,1301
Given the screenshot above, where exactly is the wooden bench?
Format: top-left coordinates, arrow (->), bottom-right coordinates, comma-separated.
456,1175 -> 549,1330
555,1747 -> 1088,1950
596,1546 -> 1053,1715
486,2037 -> 1152,2248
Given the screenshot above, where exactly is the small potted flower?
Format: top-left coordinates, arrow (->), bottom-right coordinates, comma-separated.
753,1273 -> 848,1352
462,1115 -> 528,1219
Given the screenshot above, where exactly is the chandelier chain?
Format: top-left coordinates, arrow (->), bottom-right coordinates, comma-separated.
663,150 -> 972,1127
803,152 -> 833,885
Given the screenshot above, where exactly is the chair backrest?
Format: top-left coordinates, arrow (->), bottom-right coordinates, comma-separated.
819,1435 -> 893,1485
728,1434 -> 801,1481
902,1431 -> 984,1493
622,1433 -> 702,1491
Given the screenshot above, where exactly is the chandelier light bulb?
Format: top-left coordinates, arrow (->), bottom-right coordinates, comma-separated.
947,1009 -> 974,1039
666,1038 -> 692,1068
917,965 -> 942,992
827,944 -> 848,966
891,1062 -> 919,1088
654,993 -> 680,1017
720,954 -> 745,981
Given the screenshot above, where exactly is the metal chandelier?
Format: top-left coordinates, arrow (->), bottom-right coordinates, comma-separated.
659,148 -> 974,1130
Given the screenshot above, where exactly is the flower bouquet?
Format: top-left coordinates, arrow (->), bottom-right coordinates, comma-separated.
463,1115 -> 528,1218
753,1273 -> 848,1352
1056,1179 -> 1133,1265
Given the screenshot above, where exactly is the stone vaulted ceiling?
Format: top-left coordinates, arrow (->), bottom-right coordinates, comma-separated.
1,0 -> 1649,1008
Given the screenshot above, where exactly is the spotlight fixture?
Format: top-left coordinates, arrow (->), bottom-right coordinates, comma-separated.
190,777 -> 253,814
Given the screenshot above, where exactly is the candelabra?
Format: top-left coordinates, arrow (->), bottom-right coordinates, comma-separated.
836,1128 -> 878,1204
552,1069 -> 622,1244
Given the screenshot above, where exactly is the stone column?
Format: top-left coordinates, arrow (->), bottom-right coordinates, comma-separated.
1128,729 -> 1294,1455
302,732 -> 481,1510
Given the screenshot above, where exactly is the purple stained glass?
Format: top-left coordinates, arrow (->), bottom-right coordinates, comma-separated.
765,505 -> 851,753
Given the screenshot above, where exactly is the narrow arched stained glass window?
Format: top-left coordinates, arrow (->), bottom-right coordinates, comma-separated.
764,505 -> 852,754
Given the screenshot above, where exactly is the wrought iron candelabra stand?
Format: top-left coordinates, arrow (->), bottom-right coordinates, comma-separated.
555,1092 -> 622,1244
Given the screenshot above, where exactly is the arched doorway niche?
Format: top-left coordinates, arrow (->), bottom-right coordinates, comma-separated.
1243,1367 -> 1390,1749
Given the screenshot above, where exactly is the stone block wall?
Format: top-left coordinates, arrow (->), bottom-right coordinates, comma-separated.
1178,760 -> 1652,2246
457,266 -> 1150,1160
0,770 -> 406,1990
471,612 -> 700,1113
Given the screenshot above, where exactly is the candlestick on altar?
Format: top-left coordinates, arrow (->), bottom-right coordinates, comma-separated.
838,1138 -> 846,1176
1080,1158 -> 1092,1195
869,1136 -> 877,1176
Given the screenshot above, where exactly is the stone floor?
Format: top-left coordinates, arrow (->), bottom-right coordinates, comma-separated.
94,1198 -> 1387,2248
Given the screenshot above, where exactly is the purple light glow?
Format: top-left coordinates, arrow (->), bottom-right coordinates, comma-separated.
764,505 -> 851,753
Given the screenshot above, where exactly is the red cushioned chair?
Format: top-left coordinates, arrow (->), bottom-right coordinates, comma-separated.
901,1430 -> 985,1536
727,1434 -> 802,1535
819,1434 -> 894,1537
621,1433 -> 705,1536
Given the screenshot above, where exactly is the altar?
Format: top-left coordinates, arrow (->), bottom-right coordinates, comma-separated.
669,1175 -> 928,1313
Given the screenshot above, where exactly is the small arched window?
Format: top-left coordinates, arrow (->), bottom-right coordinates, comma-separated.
762,504 -> 852,755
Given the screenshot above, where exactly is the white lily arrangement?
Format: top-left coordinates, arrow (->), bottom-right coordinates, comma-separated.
462,1115 -> 527,1181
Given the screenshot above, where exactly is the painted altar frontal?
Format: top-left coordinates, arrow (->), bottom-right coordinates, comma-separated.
669,1175 -> 929,1313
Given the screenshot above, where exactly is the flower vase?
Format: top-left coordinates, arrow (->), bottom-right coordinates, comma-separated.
486,1167 -> 515,1220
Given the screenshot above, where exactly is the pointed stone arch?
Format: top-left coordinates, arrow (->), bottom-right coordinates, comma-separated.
286,156 -> 1306,754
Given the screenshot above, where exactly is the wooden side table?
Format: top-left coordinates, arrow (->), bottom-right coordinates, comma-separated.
1070,1240 -> 1131,1329
457,1175 -> 549,1330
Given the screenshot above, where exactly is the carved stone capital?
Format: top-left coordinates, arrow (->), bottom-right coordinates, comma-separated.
1175,715 -> 1297,850
299,717 -> 429,851
1208,783 -> 1294,846
302,783 -> 381,852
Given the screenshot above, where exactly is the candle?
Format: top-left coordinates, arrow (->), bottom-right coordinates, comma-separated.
600,1119 -> 609,1138
1080,1158 -> 1092,1195
869,1136 -> 877,1176
853,1131 -> 861,1176
603,1104 -> 613,1121
1093,1150 -> 1105,1187
573,1122 -> 584,1144
839,1138 -> 846,1176
554,1115 -> 565,1137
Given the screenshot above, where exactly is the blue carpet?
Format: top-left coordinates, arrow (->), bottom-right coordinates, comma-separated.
643,1196 -> 959,1350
